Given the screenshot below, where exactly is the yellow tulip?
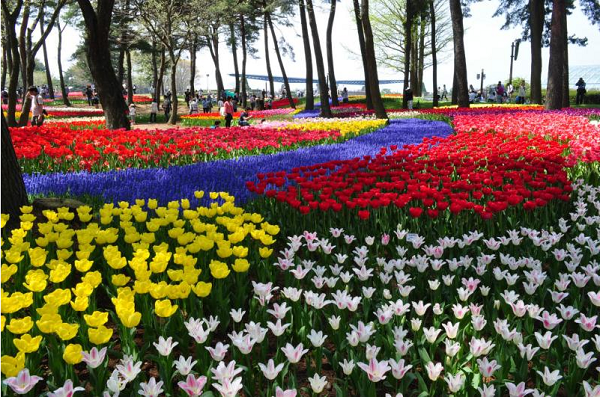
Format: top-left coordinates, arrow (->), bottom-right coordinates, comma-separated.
119,311 -> 141,328
36,304 -> 59,316
36,313 -> 63,334
4,249 -> 24,264
56,248 -> 73,261
88,325 -> 113,345
72,282 -> 94,297
55,323 -> 79,341
112,274 -> 131,287
74,258 -> 93,272
1,316 -> 5,331
13,334 -> 43,353
0,214 -> 9,229
49,263 -> 72,283
149,282 -> 169,300
84,311 -> 109,327
28,247 -> 48,267
63,344 -> 83,364
259,247 -> 274,258
1,264 -> 18,283
154,299 -> 178,318
20,205 -> 33,214
167,269 -> 184,282
70,296 -> 89,311
209,260 -> 230,279
133,279 -> 151,294
194,190 -> 205,199
44,288 -> 72,306
6,317 -> 33,334
1,352 -> 25,377
82,271 -> 102,288
232,245 -> 248,258
232,258 -> 250,273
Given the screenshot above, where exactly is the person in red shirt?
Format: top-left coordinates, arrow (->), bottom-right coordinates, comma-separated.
223,97 -> 234,127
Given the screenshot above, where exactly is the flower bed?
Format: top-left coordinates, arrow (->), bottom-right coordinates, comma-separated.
22,119 -> 452,205
249,129 -> 572,222
11,124 -> 358,173
181,109 -> 296,127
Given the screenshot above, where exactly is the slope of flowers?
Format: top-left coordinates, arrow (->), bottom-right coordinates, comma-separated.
2,183 -> 599,396
453,112 -> 600,163
11,122 -> 375,173
23,119 -> 453,205
248,129 -> 572,221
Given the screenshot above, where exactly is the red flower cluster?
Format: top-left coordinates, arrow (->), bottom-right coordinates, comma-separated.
46,109 -> 105,117
10,125 -> 343,173
248,131 -> 572,220
126,95 -> 153,103
270,98 -> 299,109
453,112 -> 600,163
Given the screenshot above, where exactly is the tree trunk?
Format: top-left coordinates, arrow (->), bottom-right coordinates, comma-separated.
156,47 -> 166,105
151,40 -> 158,100
361,0 -> 387,119
169,58 -> 178,124
189,37 -> 197,95
76,0 -> 130,130
1,45 -> 6,91
230,24 -> 240,94
208,30 -> 225,98
449,0 -> 469,108
410,34 -> 418,94
561,8 -> 569,108
40,7 -> 55,100
17,57 -> 36,126
126,48 -> 133,104
267,14 -> 296,109
403,0 -> 413,109
240,14 -> 248,108
545,0 -> 565,110
353,0 -> 372,109
57,19 -> 71,107
417,18 -> 425,97
1,113 -> 28,230
529,0 -> 543,104
451,72 -> 457,104
326,0 -> 339,106
3,3 -> 22,127
299,0 -> 315,110
117,47 -> 125,85
430,0 -> 438,107
263,13 -> 275,98
306,0 -> 332,117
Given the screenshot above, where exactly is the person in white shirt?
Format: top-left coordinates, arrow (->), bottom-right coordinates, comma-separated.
128,103 -> 136,125
28,86 -> 45,126
150,100 -> 158,122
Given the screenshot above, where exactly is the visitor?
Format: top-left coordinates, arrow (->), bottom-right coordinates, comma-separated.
341,87 -> 349,103
2,88 -> 8,104
495,81 -> 505,104
132,84 -> 137,94
468,90 -> 477,104
150,100 -> 158,122
488,89 -> 496,103
250,95 -> 256,110
576,77 -> 586,105
404,87 -> 414,110
232,95 -> 238,112
202,97 -> 209,113
28,86 -> 45,127
441,85 -> 448,101
189,98 -> 199,115
163,97 -> 171,121
211,120 -> 221,129
85,85 -> 93,106
128,103 -> 136,125
224,97 -> 234,128
507,83 -> 514,103
517,81 -> 526,104
239,108 -> 252,126
92,92 -> 100,108
184,89 -> 191,106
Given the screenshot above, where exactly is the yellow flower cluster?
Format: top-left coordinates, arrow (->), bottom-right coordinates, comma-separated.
0,192 -> 278,377
285,118 -> 387,137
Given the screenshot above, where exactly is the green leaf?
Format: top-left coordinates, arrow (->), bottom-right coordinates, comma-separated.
418,347 -> 431,363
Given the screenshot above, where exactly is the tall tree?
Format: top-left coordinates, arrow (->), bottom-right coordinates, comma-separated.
230,23 -> 241,93
1,114 -> 28,231
189,37 -> 198,95
546,0 -> 566,109
326,0 -> 339,106
402,0 -> 413,109
448,0 -> 469,108
206,25 -> 226,98
530,0 -> 544,104
353,0 -> 372,109
2,0 -> 24,126
361,0 -> 387,118
299,0 -> 315,109
263,12 -> 275,97
430,0 -> 438,107
306,0 -> 332,117
267,13 -> 296,108
56,14 -> 71,107
77,0 -> 130,129
39,4 -> 55,100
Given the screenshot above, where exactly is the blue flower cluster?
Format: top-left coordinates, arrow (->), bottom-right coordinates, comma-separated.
24,119 -> 453,205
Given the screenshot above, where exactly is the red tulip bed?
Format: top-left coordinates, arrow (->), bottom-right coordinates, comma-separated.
10,124 -> 365,173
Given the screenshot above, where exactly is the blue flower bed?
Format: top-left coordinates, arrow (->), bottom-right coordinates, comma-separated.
24,119 -> 453,204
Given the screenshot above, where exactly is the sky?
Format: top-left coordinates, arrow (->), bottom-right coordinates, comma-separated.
42,1 -> 600,93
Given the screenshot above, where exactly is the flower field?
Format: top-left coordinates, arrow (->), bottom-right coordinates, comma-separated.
2,103 -> 600,396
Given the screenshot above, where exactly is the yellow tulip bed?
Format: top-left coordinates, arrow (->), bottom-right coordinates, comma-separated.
0,191 -> 278,383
